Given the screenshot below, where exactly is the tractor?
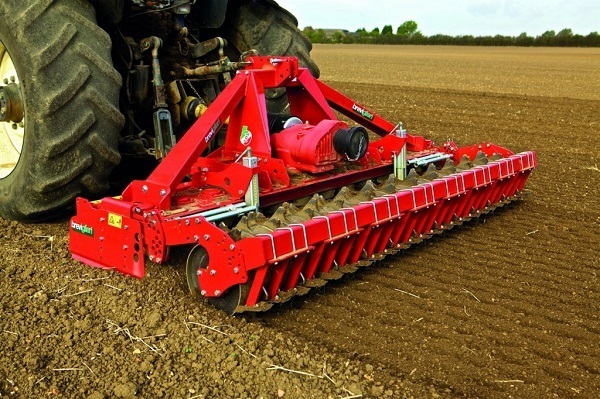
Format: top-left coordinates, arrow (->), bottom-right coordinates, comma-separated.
0,1 -> 537,314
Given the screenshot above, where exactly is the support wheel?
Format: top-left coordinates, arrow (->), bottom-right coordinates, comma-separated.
186,245 -> 242,315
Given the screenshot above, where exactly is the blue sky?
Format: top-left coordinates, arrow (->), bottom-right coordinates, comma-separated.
277,0 -> 599,36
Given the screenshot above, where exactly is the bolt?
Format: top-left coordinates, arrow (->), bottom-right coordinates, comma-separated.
238,190 -> 243,195
12,124 -> 17,130
134,207 -> 141,214
201,290 -> 206,296
18,122 -> 24,128
160,189 -> 167,197
100,217 -> 105,222
99,237 -> 104,242
214,290 -> 221,296
123,245 -> 129,250
197,269 -> 202,276
156,258 -> 162,263
233,268 -> 239,274
193,235 -> 199,242
195,218 -> 200,224
149,255 -> 154,261
210,270 -> 216,276
142,185 -> 148,193
204,234 -> 210,241
229,244 -> 235,250
185,220 -> 190,226
124,225 -> 129,230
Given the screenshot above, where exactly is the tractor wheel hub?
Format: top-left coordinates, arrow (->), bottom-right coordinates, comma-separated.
0,83 -> 24,124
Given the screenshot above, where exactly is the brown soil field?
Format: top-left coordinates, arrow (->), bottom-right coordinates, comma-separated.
1,44 -> 599,398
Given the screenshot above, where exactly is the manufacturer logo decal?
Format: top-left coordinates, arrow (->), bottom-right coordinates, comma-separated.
205,119 -> 221,143
71,221 -> 94,237
240,125 -> 253,146
352,103 -> 375,121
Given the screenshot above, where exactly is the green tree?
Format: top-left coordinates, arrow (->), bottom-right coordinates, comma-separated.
342,34 -> 355,44
302,26 -> 315,42
381,25 -> 394,36
331,31 -> 345,43
311,29 -> 328,44
409,31 -> 425,44
370,27 -> 381,37
557,28 -> 573,37
537,30 -> 556,46
397,20 -> 419,37
556,28 -> 574,46
515,32 -> 534,46
584,31 -> 600,47
355,28 -> 369,43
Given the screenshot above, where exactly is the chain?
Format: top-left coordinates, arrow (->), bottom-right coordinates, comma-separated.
185,79 -> 202,100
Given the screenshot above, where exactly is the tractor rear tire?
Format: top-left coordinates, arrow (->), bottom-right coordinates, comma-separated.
0,0 -> 123,222
222,0 -> 320,112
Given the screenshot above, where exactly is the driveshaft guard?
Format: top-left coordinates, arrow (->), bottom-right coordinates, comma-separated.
69,198 -> 145,278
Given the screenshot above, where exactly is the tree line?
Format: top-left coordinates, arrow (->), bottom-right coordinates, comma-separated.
303,21 -> 600,47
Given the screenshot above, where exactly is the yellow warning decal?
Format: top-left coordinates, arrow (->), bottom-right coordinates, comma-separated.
108,213 -> 123,229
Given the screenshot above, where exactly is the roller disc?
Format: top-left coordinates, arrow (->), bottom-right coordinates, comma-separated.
186,245 -> 243,315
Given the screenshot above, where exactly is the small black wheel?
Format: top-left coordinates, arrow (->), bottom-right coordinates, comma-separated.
186,245 -> 242,315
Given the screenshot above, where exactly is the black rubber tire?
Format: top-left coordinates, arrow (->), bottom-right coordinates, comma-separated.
0,0 -> 124,222
221,0 -> 320,112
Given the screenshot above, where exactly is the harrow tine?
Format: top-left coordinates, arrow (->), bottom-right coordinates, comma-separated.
319,269 -> 344,281
456,155 -> 472,171
304,278 -> 327,288
438,160 -> 457,176
268,203 -> 292,225
355,180 -> 377,202
287,203 -> 316,223
473,151 -> 489,166
374,174 -> 398,196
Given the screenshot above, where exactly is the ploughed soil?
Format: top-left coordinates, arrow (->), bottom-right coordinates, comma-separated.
1,45 -> 599,398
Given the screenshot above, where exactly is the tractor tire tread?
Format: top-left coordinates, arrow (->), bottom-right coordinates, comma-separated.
0,0 -> 123,221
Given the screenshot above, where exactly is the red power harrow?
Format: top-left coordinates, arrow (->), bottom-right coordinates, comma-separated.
69,57 -> 537,314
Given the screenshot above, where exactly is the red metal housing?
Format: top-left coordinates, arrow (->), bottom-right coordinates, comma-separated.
69,56 -> 538,311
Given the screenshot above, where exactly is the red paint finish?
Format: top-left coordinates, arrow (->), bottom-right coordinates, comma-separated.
68,56 -> 538,309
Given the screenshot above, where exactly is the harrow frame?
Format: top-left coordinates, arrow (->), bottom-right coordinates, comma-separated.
69,56 -> 537,313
